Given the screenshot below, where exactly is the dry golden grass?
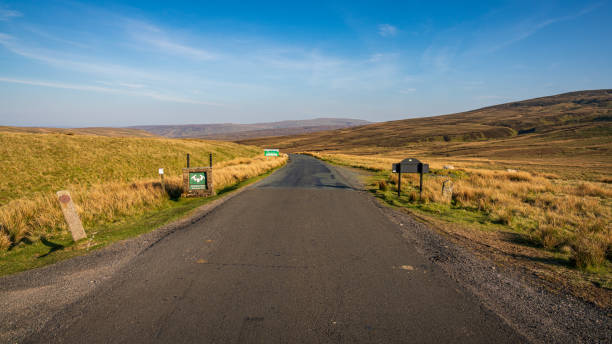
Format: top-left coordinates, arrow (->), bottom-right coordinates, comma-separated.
0,155 -> 287,250
308,152 -> 612,269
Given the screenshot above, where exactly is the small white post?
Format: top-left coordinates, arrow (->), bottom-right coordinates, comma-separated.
159,168 -> 165,191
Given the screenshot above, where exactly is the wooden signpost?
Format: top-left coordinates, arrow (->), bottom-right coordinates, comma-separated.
182,153 -> 214,197
392,158 -> 430,198
182,167 -> 214,197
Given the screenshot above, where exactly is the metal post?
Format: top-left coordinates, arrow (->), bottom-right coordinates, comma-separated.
398,171 -> 401,197
209,153 -> 213,168
187,153 -> 190,168
419,170 -> 424,200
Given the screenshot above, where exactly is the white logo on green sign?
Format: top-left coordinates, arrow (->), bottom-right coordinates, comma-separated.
189,172 -> 207,190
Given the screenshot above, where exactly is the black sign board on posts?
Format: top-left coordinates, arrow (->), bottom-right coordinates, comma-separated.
393,158 -> 429,174
391,158 -> 430,198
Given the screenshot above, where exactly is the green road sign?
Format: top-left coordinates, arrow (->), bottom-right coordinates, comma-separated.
264,149 -> 280,157
189,172 -> 207,190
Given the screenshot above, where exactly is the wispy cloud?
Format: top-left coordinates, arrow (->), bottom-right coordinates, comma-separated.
476,95 -> 511,101
125,20 -> 215,60
0,36 -> 159,80
477,2 -> 603,54
0,8 -> 21,21
1,4 -> 411,100
254,48 -> 344,72
249,47 -> 407,92
0,32 -> 13,42
0,77 -> 220,105
0,77 -> 116,92
421,44 -> 456,74
135,34 -> 215,60
378,24 -> 397,37
22,25 -> 90,49
398,88 -> 416,94
118,82 -> 146,89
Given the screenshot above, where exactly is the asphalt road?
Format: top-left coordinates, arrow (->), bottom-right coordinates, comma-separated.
28,155 -> 524,343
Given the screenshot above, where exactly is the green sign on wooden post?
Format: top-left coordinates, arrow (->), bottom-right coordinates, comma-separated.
264,149 -> 280,157
189,172 -> 207,190
183,166 -> 214,197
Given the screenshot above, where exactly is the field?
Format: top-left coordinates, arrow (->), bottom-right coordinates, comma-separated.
0,130 -> 287,252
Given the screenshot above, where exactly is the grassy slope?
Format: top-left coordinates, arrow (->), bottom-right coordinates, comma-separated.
239,90 -> 611,157
0,131 -> 260,203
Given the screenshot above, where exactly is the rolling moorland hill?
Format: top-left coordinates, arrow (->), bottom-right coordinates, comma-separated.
239,90 -> 612,155
193,124 -> 368,141
0,126 -> 157,137
130,118 -> 370,139
0,130 -> 259,204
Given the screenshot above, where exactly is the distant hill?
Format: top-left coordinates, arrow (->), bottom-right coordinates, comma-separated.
0,126 -> 157,137
239,90 -> 612,152
129,118 -> 370,139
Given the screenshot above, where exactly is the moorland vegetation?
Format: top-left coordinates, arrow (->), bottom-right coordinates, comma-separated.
0,130 -> 286,251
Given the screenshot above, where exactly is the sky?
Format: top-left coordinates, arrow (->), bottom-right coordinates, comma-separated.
0,0 -> 610,127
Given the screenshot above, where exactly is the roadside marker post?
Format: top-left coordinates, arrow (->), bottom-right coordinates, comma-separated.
419,169 -> 424,199
56,191 -> 87,242
159,168 -> 165,192
442,179 -> 453,201
398,169 -> 401,197
392,158 -> 430,199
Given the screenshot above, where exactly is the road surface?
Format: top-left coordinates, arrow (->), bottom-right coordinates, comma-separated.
28,155 -> 524,343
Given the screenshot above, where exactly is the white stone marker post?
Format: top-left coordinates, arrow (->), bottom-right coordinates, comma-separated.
442,180 -> 453,202
56,190 -> 87,241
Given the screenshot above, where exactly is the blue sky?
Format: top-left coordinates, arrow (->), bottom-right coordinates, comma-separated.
0,1 -> 610,127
